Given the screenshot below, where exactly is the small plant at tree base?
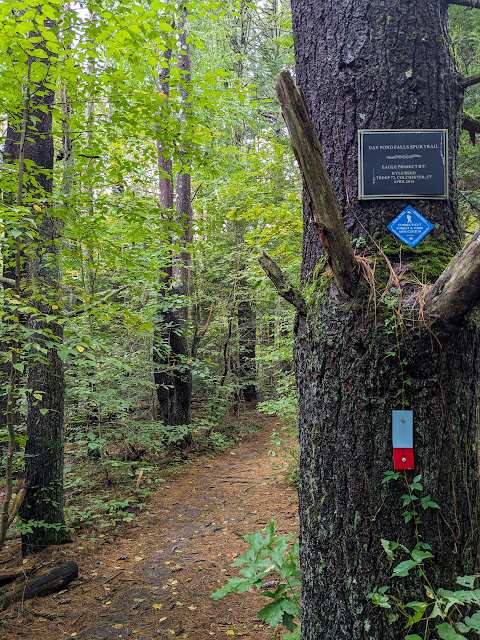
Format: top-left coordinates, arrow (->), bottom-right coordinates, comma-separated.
211,520 -> 301,639
370,472 -> 480,639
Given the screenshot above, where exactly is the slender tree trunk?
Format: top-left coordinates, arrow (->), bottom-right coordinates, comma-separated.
287,2 -> 478,639
229,1 -> 258,406
1,106 -> 25,444
154,43 -> 175,424
237,295 -> 256,402
234,222 -> 257,405
16,16 -> 70,554
0,83 -> 32,551
170,6 -> 192,428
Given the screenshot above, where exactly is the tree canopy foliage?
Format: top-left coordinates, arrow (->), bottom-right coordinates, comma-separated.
2,2 -> 480,638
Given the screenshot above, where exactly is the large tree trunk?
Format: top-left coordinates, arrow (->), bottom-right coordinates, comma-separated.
154,10 -> 193,431
15,16 -> 70,554
293,0 -> 462,281
287,2 -> 480,639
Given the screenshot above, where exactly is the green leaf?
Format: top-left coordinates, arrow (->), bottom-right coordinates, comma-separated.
258,601 -> 284,628
406,603 -> 427,627
411,549 -> 434,563
392,559 -> 418,577
280,598 -> 300,616
381,539 -> 399,562
31,48 -> 49,58
410,482 -> 423,490
382,471 -> 400,484
457,575 -> 480,588
13,362 -> 25,373
57,348 -> 69,363
41,4 -> 57,19
281,611 -> 296,632
430,603 -> 444,619
211,576 -> 246,599
436,622 -> 468,640
405,636 -> 423,640
463,611 -> 480,631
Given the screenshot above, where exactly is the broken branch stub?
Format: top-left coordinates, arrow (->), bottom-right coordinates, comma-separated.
258,251 -> 307,314
425,228 -> 480,327
275,70 -> 358,297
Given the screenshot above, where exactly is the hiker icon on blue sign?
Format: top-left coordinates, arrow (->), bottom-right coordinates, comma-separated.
387,205 -> 434,248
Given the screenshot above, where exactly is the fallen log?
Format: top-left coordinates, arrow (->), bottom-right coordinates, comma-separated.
0,561 -> 78,610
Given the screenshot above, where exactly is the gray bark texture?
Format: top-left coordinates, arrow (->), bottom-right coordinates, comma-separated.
292,0 -> 462,282
170,8 -> 192,428
154,11 -> 193,430
289,1 -> 480,638
154,44 -> 175,424
13,18 -> 70,554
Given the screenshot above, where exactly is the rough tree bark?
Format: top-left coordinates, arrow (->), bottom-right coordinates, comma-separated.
171,6 -> 193,427
237,293 -> 257,403
266,2 -> 480,639
230,1 -> 258,405
153,8 -> 193,431
234,221 -> 257,405
154,40 -> 175,424
6,14 -> 70,554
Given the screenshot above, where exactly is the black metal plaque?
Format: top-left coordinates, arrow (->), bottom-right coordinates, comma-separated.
358,129 -> 448,200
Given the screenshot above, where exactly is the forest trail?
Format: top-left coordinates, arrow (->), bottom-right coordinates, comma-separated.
2,410 -> 299,640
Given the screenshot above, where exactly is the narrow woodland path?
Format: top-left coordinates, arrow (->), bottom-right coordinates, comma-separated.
2,412 -> 299,640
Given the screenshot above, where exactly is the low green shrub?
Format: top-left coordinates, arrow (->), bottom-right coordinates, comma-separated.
212,520 -> 301,639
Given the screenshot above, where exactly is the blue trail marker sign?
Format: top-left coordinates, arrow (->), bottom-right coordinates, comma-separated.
387,205 -> 434,248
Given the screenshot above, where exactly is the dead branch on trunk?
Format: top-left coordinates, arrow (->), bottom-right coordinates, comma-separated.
460,74 -> 480,90
448,0 -> 480,8
275,70 -> 358,297
258,251 -> 307,314
425,228 -> 480,326
462,111 -> 480,144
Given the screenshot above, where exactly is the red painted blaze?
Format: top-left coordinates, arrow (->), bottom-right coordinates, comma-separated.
393,448 -> 414,470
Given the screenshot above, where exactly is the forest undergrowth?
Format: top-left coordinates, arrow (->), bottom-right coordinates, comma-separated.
0,406 -> 299,640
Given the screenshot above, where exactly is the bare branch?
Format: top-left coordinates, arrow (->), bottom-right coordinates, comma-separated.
425,228 -> 480,326
462,111 -> 480,144
275,71 -> 358,297
449,0 -> 480,8
198,302 -> 214,339
64,285 -> 129,319
459,73 -> 480,89
258,251 -> 307,314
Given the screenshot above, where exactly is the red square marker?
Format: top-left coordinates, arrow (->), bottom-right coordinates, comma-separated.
393,448 -> 414,470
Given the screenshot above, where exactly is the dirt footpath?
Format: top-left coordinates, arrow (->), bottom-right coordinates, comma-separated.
2,414 -> 299,640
